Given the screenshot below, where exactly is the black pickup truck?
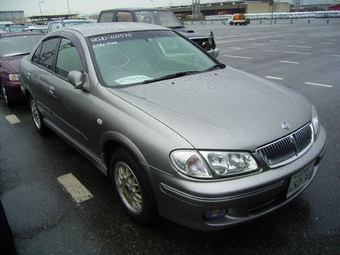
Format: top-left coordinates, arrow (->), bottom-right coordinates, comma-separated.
97,8 -> 219,58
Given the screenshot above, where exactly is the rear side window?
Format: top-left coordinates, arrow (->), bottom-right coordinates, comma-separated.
32,38 -> 59,70
56,38 -> 83,79
117,12 -> 133,22
98,12 -> 115,22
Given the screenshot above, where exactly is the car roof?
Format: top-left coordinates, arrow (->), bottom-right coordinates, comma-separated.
53,22 -> 170,37
0,31 -> 45,38
100,7 -> 170,12
51,19 -> 93,23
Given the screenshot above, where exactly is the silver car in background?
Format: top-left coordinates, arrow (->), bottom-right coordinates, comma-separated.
19,23 -> 327,231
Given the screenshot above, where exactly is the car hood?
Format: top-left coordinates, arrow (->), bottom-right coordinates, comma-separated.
107,67 -> 312,150
0,56 -> 25,73
173,27 -> 209,40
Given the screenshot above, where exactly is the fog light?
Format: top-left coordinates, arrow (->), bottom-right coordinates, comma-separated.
204,209 -> 227,220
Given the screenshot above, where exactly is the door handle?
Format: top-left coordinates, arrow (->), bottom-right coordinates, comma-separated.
26,72 -> 31,79
48,85 -> 55,95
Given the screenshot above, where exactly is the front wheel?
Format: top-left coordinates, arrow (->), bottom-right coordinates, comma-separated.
110,148 -> 158,225
29,95 -> 48,135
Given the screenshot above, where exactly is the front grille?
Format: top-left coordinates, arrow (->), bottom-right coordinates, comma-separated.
256,123 -> 314,168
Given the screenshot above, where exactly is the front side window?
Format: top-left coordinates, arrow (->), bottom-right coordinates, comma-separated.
56,38 -> 83,79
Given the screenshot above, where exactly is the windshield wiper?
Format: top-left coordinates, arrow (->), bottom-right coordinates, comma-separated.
142,71 -> 201,84
3,52 -> 30,57
206,63 -> 226,71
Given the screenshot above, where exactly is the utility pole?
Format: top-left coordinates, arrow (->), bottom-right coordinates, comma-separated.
192,0 -> 200,19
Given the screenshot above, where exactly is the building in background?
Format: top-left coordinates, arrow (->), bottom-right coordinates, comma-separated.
0,11 -> 26,24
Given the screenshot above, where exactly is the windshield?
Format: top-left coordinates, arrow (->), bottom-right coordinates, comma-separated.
135,10 -> 184,28
0,34 -> 43,57
89,30 -> 219,87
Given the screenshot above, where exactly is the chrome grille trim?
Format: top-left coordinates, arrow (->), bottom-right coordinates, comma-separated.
256,123 -> 314,168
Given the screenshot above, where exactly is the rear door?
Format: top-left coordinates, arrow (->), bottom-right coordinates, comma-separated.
28,37 -> 60,120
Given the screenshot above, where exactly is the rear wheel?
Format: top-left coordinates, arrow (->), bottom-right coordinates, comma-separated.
110,148 -> 158,225
29,95 -> 48,135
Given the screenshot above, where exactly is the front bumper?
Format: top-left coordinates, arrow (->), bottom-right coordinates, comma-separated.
2,82 -> 24,99
153,126 -> 327,231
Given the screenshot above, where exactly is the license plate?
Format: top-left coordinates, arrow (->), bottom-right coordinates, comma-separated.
287,163 -> 314,198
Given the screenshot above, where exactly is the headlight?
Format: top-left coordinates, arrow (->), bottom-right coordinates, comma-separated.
201,151 -> 258,177
9,74 -> 20,81
311,105 -> 320,138
170,151 -> 212,178
170,150 -> 258,178
202,41 -> 211,51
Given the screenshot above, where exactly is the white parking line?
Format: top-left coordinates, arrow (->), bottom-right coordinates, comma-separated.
5,114 -> 20,124
305,82 -> 333,88
265,76 -> 284,80
332,55 -> 340,57
280,60 -> 300,64
285,51 -> 310,55
229,47 -> 242,50
287,45 -> 312,48
223,55 -> 252,59
265,50 -> 277,52
57,173 -> 94,203
322,42 -> 333,45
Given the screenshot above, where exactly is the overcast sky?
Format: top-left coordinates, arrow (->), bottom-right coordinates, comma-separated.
0,0 -> 216,16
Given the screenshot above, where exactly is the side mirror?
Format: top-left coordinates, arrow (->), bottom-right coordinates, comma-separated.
68,70 -> 84,89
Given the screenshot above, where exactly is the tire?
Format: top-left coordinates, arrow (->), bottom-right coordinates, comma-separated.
0,83 -> 12,106
110,148 -> 158,225
29,95 -> 48,135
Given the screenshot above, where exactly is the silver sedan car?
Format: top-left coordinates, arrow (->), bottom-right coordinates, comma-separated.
19,23 -> 327,231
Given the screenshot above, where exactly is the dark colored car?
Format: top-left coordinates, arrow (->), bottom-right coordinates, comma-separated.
97,8 -> 219,58
0,32 -> 44,105
19,23 -> 327,231
46,19 -> 94,33
0,199 -> 14,254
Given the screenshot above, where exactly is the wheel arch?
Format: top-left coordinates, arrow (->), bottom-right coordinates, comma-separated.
22,85 -> 33,102
100,131 -> 151,179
